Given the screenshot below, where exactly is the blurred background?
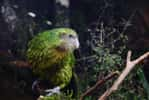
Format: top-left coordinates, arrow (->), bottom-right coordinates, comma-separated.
0,0 -> 149,100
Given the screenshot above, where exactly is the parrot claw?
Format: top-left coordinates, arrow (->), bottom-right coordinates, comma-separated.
44,86 -> 61,96
32,80 -> 40,91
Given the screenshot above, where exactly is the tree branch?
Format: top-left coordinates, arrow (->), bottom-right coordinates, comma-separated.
98,50 -> 149,100
80,71 -> 119,100
9,60 -> 31,68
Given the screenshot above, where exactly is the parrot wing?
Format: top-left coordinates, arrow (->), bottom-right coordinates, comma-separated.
27,30 -> 61,70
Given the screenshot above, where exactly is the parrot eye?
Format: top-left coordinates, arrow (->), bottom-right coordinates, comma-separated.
69,34 -> 74,38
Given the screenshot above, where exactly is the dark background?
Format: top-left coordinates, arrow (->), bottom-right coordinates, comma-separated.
0,0 -> 149,99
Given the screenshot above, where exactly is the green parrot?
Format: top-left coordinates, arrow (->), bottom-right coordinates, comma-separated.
26,28 -> 79,98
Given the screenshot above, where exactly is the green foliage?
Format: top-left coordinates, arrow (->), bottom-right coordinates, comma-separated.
78,18 -> 149,99
108,67 -> 149,100
137,68 -> 149,100
93,47 -> 122,71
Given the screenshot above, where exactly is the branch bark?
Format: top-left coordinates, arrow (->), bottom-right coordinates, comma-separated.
9,60 -> 31,68
98,50 -> 149,100
80,71 -> 119,100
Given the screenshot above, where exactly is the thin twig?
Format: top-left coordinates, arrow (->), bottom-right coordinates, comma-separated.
77,55 -> 97,62
80,71 -> 119,100
9,60 -> 31,68
98,50 -> 149,100
121,9 -> 137,34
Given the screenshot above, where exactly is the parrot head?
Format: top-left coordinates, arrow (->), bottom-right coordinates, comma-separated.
54,28 -> 80,52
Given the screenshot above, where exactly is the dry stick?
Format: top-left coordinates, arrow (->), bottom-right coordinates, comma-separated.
80,71 -> 119,100
9,60 -> 31,68
98,50 -> 149,100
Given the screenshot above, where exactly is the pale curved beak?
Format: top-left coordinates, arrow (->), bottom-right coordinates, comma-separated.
74,38 -> 80,49
69,38 -> 80,51
61,36 -> 80,51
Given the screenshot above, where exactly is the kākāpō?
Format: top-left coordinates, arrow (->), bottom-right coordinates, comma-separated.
26,28 -> 79,99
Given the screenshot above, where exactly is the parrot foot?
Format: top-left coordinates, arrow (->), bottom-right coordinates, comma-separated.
44,86 -> 61,96
32,79 -> 46,95
32,80 -> 40,92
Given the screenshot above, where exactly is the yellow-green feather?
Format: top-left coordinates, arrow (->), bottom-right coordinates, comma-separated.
27,28 -> 76,89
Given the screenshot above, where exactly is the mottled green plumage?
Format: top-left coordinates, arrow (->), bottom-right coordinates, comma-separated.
27,28 -> 78,89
